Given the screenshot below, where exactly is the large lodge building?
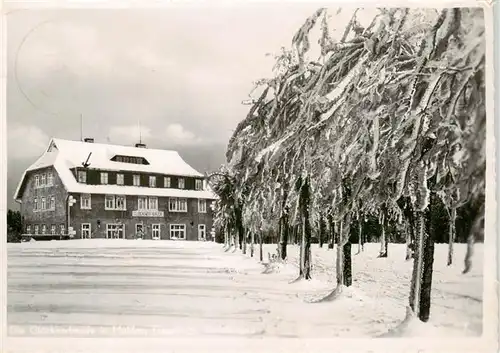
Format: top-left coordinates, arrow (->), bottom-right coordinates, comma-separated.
14,138 -> 217,241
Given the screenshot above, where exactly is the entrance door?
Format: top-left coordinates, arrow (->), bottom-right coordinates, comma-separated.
198,224 -> 206,241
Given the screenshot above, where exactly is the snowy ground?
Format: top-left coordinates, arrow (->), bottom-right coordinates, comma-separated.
7,240 -> 483,339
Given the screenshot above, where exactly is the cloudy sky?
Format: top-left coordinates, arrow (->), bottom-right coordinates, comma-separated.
6,3 -> 330,209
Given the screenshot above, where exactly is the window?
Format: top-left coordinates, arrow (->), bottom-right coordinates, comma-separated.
135,224 -> 144,238
100,172 -> 109,184
47,172 -> 54,186
116,195 -> 127,210
41,225 -> 47,234
41,174 -> 46,186
138,197 -> 147,210
170,224 -> 186,240
195,179 -> 203,190
152,224 -> 161,240
34,198 -> 38,211
198,199 -> 207,213
148,197 -> 158,210
34,225 -> 39,234
133,174 -> 141,186
105,195 -> 126,210
35,175 -> 40,188
51,225 -> 56,235
117,174 -> 124,185
105,195 -> 115,209
106,224 -> 124,239
81,223 -> 91,239
78,171 -> 87,183
164,177 -> 171,188
81,194 -> 91,209
149,176 -> 156,187
26,225 -> 31,234
138,197 -> 156,210
41,197 -> 46,210
169,198 -> 187,212
60,225 -> 65,235
198,224 -> 206,241
49,196 -> 55,210
178,178 -> 185,189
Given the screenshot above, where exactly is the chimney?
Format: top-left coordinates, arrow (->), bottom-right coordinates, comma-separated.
135,143 -> 147,148
83,138 -> 94,143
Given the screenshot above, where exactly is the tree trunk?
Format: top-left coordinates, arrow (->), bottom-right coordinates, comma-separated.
242,231 -> 247,255
224,226 -> 229,247
419,197 -> 437,322
356,219 -> 362,254
250,232 -> 255,257
279,216 -> 289,260
360,219 -> 365,251
447,207 -> 456,266
343,241 -> 352,286
463,202 -> 484,274
405,222 -> 412,261
236,209 -> 244,251
328,214 -> 334,249
409,211 -> 425,315
336,220 -> 344,285
259,232 -> 263,262
319,216 -> 326,248
379,213 -> 388,257
234,230 -> 239,250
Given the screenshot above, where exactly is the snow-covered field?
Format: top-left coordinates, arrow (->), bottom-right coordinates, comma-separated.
7,240 -> 483,339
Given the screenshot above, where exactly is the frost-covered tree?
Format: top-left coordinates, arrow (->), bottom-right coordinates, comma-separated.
217,6 -> 485,326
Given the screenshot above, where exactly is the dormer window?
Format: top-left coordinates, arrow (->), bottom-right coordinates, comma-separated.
100,172 -> 109,185
149,176 -> 156,187
78,171 -> 87,183
133,175 -> 140,186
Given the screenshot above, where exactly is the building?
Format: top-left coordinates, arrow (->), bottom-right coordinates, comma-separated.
14,138 -> 217,241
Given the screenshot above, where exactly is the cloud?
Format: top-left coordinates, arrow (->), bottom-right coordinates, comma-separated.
108,125 -> 152,145
8,124 -> 50,159
164,123 -> 200,145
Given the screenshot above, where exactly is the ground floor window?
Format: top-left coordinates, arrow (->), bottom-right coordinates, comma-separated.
152,224 -> 161,240
198,224 -> 206,241
81,223 -> 91,239
170,224 -> 186,240
135,223 -> 144,238
106,223 -> 124,239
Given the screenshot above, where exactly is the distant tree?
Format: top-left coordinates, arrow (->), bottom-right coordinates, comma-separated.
7,209 -> 23,243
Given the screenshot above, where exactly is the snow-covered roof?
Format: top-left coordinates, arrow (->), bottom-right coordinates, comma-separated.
14,138 -> 217,201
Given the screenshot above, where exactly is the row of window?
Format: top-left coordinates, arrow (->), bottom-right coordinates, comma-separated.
25,223 -> 206,241
33,195 -> 56,212
77,171 -> 204,190
79,194 -> 207,213
34,172 -> 54,188
26,224 -> 65,235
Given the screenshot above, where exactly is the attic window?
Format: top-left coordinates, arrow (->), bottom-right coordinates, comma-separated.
111,155 -> 150,165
